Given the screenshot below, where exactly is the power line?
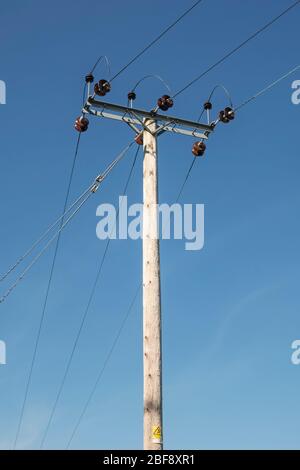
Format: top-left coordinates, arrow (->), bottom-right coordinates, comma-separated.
175,158 -> 196,203
12,134 -> 83,449
40,145 -> 140,449
3,152 -> 87,308
10,142 -> 134,448
234,64 -> 300,112
1,80 -> 99,285
12,205 -> 90,448
3,192 -> 92,308
0,137 -> 86,284
90,55 -> 111,76
0,175 -> 98,284
66,284 -> 141,449
2,183 -> 87,306
2,142 -> 134,308
132,75 -> 172,95
110,0 -> 204,82
173,0 -> 300,98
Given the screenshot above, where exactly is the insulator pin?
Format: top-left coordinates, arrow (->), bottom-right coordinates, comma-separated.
128,91 -> 137,101
85,73 -> 94,83
204,101 -> 212,110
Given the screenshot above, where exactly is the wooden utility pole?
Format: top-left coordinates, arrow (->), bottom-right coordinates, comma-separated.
142,119 -> 163,450
83,97 -> 214,450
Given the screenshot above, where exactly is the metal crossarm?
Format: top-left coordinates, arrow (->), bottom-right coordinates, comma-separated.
83,97 -> 214,140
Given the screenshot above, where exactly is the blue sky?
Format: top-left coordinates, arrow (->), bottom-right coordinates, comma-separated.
0,0 -> 300,450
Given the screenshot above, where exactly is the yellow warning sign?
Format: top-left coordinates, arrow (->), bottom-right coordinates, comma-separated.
152,425 -> 162,442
